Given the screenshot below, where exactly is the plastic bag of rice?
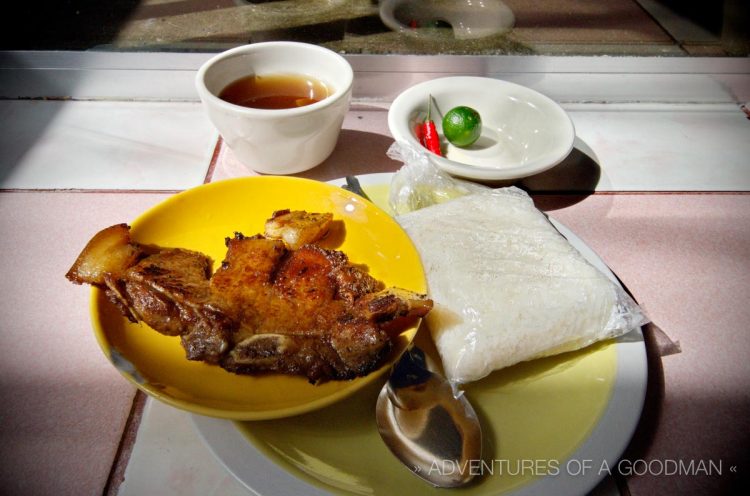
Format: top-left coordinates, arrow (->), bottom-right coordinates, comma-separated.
396,187 -> 648,384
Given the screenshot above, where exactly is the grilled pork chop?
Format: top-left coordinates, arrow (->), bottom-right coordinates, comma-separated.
214,234 -> 431,379
103,247 -> 234,364
67,216 -> 432,382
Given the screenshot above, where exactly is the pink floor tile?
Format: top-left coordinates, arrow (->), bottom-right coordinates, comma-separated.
0,191 -> 169,495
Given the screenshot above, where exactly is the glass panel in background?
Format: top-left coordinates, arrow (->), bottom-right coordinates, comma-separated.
1,0 -> 748,56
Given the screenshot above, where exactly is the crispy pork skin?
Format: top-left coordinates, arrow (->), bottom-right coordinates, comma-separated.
66,224 -> 145,286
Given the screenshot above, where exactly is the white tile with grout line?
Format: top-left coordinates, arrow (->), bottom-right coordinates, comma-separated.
0,100 -> 217,190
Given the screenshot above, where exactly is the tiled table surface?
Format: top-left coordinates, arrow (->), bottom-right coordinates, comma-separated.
1,70 -> 749,496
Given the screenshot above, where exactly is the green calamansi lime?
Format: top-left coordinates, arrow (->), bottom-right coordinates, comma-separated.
442,106 -> 482,147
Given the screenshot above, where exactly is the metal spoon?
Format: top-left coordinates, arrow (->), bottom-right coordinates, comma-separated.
376,346 -> 482,487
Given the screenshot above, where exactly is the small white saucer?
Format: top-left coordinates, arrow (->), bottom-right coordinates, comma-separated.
388,76 -> 575,181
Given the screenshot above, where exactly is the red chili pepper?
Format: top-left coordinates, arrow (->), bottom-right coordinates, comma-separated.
421,95 -> 442,156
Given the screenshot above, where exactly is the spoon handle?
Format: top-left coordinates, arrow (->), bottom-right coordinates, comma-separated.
341,176 -> 373,201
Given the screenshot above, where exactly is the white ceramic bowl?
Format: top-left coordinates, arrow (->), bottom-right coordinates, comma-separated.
388,76 -> 575,181
196,42 -> 353,175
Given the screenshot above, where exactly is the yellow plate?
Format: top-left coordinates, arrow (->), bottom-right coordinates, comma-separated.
90,176 -> 427,420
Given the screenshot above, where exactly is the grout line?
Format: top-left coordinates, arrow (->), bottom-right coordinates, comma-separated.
0,188 -> 749,195
518,190 -> 750,198
0,188 -> 183,194
528,190 -> 750,195
103,391 -> 148,496
0,96 -> 200,103
203,136 -> 223,184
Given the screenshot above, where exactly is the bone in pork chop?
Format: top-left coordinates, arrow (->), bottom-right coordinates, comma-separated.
67,215 -> 432,382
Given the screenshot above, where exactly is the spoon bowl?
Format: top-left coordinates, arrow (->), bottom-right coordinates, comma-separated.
376,346 -> 482,487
